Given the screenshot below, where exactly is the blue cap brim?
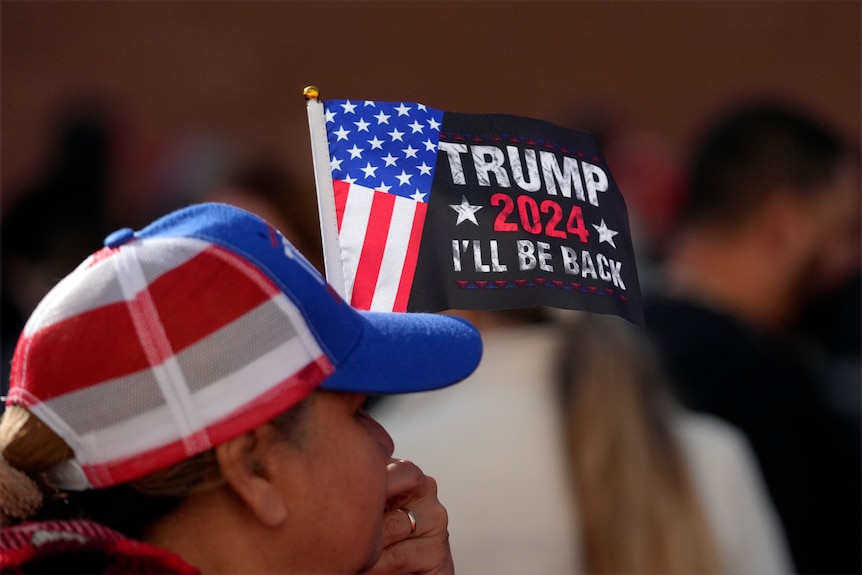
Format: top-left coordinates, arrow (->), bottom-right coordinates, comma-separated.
320,311 -> 482,395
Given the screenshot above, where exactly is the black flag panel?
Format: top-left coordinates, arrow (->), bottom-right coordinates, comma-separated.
408,112 -> 643,325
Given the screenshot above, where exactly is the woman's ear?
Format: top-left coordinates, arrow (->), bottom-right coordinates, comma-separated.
215,427 -> 287,527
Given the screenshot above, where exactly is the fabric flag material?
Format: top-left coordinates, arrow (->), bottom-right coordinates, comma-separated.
310,98 -> 644,325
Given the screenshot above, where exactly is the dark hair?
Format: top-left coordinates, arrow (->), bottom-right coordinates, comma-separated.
680,101 -> 848,229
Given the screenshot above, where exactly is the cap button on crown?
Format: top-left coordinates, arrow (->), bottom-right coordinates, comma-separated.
104,227 -> 136,248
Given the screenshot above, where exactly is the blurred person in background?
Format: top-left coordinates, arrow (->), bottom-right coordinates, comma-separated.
1,104 -> 117,401
644,101 -> 861,574
372,309 -> 792,574
557,312 -> 791,574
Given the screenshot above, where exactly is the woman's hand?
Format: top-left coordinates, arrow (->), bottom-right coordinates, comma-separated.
363,459 -> 454,575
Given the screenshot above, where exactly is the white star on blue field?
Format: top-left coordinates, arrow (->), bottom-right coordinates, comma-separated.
324,100 -> 444,202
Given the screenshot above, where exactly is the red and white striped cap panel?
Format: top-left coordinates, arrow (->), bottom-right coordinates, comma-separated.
20,238 -> 206,340
11,236 -> 332,489
10,239 -> 210,404
33,294 -> 325,453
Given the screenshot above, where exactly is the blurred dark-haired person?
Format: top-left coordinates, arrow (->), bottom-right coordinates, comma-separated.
644,101 -> 860,574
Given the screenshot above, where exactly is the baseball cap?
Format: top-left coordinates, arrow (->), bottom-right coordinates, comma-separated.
6,202 -> 482,490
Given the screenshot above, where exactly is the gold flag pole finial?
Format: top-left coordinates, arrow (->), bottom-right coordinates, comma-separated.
303,86 -> 320,101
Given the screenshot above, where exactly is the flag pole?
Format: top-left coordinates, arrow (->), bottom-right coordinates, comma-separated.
304,85 -> 346,298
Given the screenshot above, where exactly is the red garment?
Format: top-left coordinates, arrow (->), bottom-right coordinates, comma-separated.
0,519 -> 200,574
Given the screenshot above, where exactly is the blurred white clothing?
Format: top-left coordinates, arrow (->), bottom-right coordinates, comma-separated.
373,323 -> 793,575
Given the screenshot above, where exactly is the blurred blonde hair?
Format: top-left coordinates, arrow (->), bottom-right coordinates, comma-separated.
556,313 -> 722,574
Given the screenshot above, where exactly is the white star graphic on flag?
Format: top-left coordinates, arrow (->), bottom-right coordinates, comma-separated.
354,118 -> 370,132
388,128 -> 405,141
396,170 -> 413,186
333,126 -> 350,141
395,103 -> 411,116
411,189 -> 426,201
330,157 -> 343,171
403,145 -> 418,159
360,162 -> 378,179
324,109 -> 337,123
363,101 -> 376,107
378,182 -> 392,193
347,145 -> 363,159
450,196 -> 483,226
374,111 -> 391,124
382,153 -> 398,167
423,139 -> 437,152
368,136 -> 384,150
428,118 -> 441,131
341,101 -> 357,114
408,120 -> 424,133
417,162 -> 433,175
593,219 -> 619,248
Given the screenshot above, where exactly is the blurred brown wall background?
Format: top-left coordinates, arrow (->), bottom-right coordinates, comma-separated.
2,1 -> 860,228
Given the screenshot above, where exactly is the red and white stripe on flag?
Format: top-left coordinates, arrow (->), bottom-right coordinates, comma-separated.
333,179 -> 428,312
